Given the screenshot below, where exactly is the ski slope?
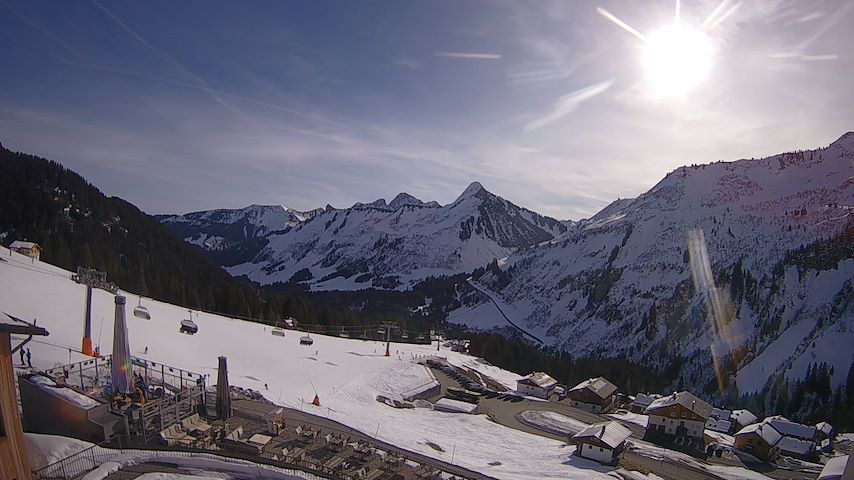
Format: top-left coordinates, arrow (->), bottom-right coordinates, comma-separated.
1,247 -> 629,480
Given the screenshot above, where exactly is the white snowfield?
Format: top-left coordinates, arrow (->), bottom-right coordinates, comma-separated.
2,248 -> 630,480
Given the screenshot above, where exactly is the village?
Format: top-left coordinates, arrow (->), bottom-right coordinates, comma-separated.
0,242 -> 852,480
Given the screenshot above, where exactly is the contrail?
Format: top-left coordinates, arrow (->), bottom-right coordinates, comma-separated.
596,7 -> 646,41
0,0 -> 86,61
61,59 -> 462,161
89,0 -> 240,114
434,52 -> 502,60
524,80 -> 613,132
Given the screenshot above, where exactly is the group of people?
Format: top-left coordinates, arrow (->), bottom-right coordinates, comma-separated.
18,347 -> 32,368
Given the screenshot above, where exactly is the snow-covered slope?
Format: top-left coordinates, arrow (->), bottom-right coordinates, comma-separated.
159,204 -> 323,251
194,183 -> 567,289
0,248 -> 622,480
451,133 -> 854,397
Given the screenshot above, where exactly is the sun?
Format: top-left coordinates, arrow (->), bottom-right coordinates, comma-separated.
643,23 -> 714,97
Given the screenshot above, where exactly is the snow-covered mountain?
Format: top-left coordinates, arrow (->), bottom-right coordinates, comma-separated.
159,204 -> 323,251
453,132 -> 853,398
223,183 -> 567,289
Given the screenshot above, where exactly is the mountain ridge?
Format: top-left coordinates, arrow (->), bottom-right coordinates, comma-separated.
160,182 -> 569,289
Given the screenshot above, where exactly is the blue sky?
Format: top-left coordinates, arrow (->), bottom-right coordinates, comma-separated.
1,0 -> 852,219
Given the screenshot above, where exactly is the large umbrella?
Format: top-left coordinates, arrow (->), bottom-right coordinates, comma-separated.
110,295 -> 133,394
216,355 -> 232,419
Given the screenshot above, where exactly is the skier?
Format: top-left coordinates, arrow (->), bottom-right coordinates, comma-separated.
265,383 -> 268,390
26,348 -> 32,368
19,347 -> 25,365
144,346 -> 149,354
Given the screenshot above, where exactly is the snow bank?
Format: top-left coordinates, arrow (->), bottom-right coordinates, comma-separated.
607,412 -> 649,429
25,433 -> 95,470
518,410 -> 589,436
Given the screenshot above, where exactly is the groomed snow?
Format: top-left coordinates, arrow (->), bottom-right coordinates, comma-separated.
1,248 -> 631,480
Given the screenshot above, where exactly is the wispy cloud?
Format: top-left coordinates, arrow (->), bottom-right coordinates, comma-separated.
524,80 -> 613,132
434,52 -> 502,60
89,0 -> 240,114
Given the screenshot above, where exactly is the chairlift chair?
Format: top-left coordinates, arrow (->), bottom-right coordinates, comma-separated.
180,318 -> 198,335
339,328 -> 350,338
300,333 -> 314,345
133,299 -> 151,320
272,327 -> 286,337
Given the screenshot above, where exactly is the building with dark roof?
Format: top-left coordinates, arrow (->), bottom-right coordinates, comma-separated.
566,377 -> 618,413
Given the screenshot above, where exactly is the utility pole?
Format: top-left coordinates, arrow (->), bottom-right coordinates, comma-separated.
72,267 -> 117,356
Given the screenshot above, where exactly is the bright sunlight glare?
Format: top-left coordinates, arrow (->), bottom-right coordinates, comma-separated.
643,23 -> 714,97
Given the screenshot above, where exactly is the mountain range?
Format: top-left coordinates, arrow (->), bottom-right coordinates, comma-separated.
160,181 -> 567,290
160,132 -> 854,400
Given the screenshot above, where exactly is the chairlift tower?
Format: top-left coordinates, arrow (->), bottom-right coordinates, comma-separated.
72,266 -> 118,356
382,321 -> 396,357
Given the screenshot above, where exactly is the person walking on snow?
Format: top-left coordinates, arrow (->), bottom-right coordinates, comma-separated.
19,347 -> 25,365
144,346 -> 148,354
26,348 -> 32,368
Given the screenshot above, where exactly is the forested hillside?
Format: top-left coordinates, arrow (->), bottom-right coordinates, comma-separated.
0,146 -> 349,327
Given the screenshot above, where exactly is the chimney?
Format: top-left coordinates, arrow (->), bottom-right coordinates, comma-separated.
110,295 -> 133,394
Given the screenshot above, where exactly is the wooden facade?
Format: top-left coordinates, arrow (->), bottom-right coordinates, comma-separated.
646,399 -> 710,440
567,388 -> 614,413
1,321 -> 49,480
734,429 -> 776,461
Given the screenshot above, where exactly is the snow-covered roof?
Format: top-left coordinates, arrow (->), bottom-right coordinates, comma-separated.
735,422 -> 782,446
568,377 -> 617,399
573,422 -> 632,449
711,407 -> 731,420
765,416 -> 816,440
731,409 -> 758,426
29,375 -> 101,409
818,455 -> 849,480
776,436 -> 815,456
518,371 -> 558,389
645,391 -> 713,419
433,398 -> 477,414
816,422 -> 833,435
705,419 -> 732,433
630,393 -> 656,408
10,240 -> 39,249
